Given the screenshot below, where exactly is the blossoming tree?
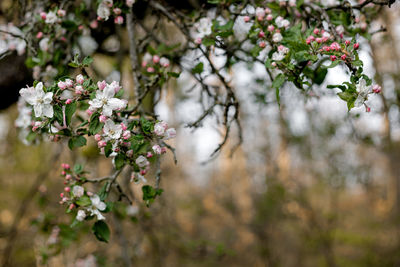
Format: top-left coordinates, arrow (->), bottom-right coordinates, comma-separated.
0,0 -> 395,261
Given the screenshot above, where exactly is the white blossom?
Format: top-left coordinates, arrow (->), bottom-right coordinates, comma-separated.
72,186 -> 84,198
275,16 -> 289,28
193,17 -> 212,39
97,2 -> 111,21
87,194 -> 106,220
135,155 -> 149,168
39,37 -> 50,51
164,128 -> 176,140
45,11 -> 59,24
88,84 -> 127,116
154,121 -> 168,136
272,32 -> 283,43
103,119 -> 123,139
354,79 -> 372,107
76,210 -> 86,221
19,82 -> 54,118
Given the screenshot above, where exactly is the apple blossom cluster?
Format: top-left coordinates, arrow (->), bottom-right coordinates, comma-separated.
16,67 -> 176,228
97,0 -> 136,25
141,53 -> 171,75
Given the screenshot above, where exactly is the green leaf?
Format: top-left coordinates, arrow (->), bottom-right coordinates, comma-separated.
192,62 -> 204,74
82,56 -> 93,66
167,72 -> 180,78
92,221 -> 110,243
98,182 -> 109,201
68,62 -> 79,68
324,60 -> 340,69
272,73 -> 286,89
65,102 -> 77,126
314,67 -> 328,85
142,185 -> 163,207
68,136 -> 87,150
53,105 -> 64,125
88,113 -> 104,135
104,142 -> 112,157
74,163 -> 84,174
76,195 -> 91,207
115,154 -> 125,170
202,37 -> 215,47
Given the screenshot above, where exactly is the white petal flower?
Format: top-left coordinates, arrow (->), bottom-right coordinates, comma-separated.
103,119 -> 123,139
154,121 -> 168,136
354,79 -> 372,107
272,32 -> 283,43
193,17 -> 212,38
39,37 -> 50,51
76,210 -> 86,221
97,2 -> 111,20
88,85 -> 127,117
164,128 -> 176,140
45,11 -> 59,24
135,155 -> 148,168
87,194 -> 106,220
19,82 -> 53,118
72,186 -> 85,198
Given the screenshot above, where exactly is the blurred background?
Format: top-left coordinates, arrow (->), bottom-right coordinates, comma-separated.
1,1 -> 400,267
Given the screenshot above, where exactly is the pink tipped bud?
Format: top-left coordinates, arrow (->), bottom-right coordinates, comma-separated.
65,79 -> 73,88
64,187 -> 70,192
94,134 -> 102,141
76,74 -> 84,84
140,169 -> 147,175
316,38 -> 322,44
341,54 -> 347,60
61,171 -> 66,176
122,131 -> 131,140
40,12 -> 46,20
195,37 -> 202,44
243,16 -> 250,22
90,20 -> 98,29
266,14 -> 273,21
257,16 -> 263,21
86,109 -> 93,116
68,203 -> 75,210
113,8 -> 122,15
267,25 -> 275,32
345,40 -> 351,45
62,163 -> 70,169
147,67 -> 155,73
97,80 -> 107,90
141,61 -> 148,68
372,84 -> 381,93
258,31 -> 265,38
60,193 -> 64,198
146,152 -> 153,158
97,140 -> 107,148
153,55 -> 160,64
313,28 -> 319,35
99,115 -> 107,123
65,174 -> 72,180
65,99 -> 73,105
114,16 -> 124,25
366,106 -> 371,112
353,43 -> 359,50
271,62 -> 277,67
330,55 -> 337,61
259,41 -> 266,48
161,147 -> 167,154
36,32 -> 43,39
265,8 -> 271,14
120,123 -> 127,131
57,9 -> 66,17
78,25 -> 84,31
75,85 -> 83,94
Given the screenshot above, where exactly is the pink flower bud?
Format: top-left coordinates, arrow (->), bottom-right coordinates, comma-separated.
98,140 -> 107,148
123,131 -> 131,140
90,20 -> 98,29
64,187 -> 70,192
316,38 -> 322,44
259,41 -> 266,48
153,55 -> 160,64
345,40 -> 350,46
62,197 -> 68,202
76,74 -> 84,84
372,84 -> 381,93
330,55 -> 337,61
266,14 -> 273,21
258,31 -> 265,38
99,115 -> 107,123
62,163 -> 70,169
243,16 -> 250,22
341,54 -> 347,60
121,123 -> 127,131
267,25 -> 275,32
60,193 -> 64,198
57,9 -> 66,17
313,28 -> 319,35
75,85 -> 84,94
61,171 -> 66,176
147,67 -> 155,73
114,16 -> 124,25
94,134 -> 102,141
353,43 -> 359,50
366,106 -> 371,112
257,16 -> 263,21
40,12 -> 46,20
141,61 -> 148,67
265,8 -> 271,14
146,152 -> 153,158
65,99 -> 73,104
97,80 -> 107,90
86,109 -> 93,116
65,174 -> 72,180
36,32 -> 43,39
65,79 -> 73,88
140,169 -> 147,175
113,8 -> 122,15
69,203 -> 75,210
195,37 -> 202,45
126,150 -> 134,157
271,62 -> 277,67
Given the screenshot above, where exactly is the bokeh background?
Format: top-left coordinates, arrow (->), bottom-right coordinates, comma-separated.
1,1 -> 400,266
